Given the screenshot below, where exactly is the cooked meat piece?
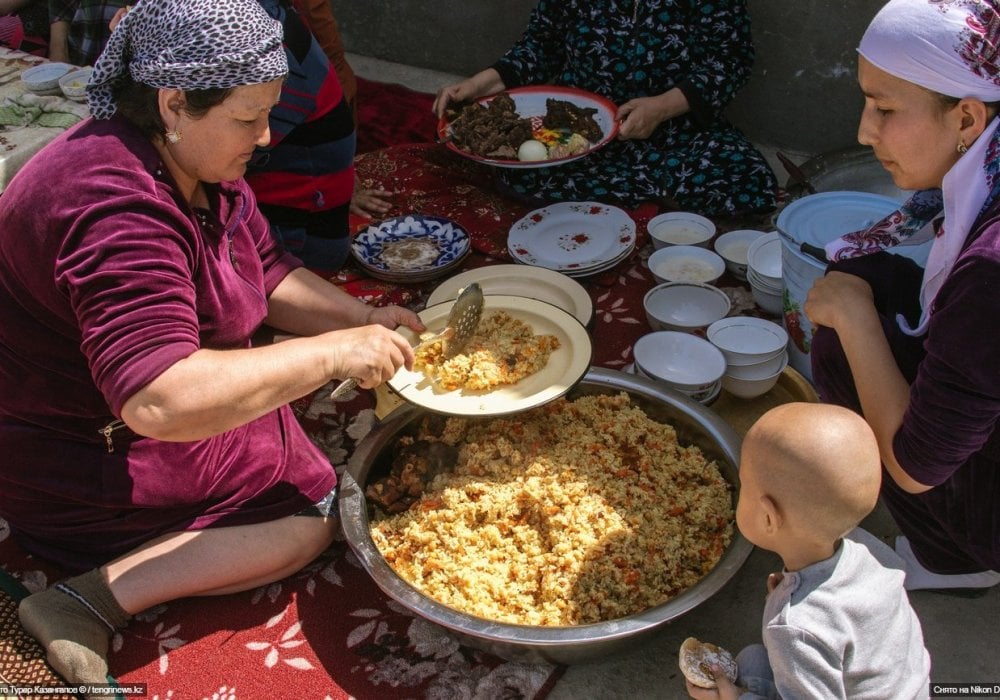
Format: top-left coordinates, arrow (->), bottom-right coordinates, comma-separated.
366,439 -> 458,514
487,91 -> 517,116
543,98 -> 604,142
447,92 -> 533,158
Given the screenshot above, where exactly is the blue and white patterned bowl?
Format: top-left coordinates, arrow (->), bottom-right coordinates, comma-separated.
351,215 -> 471,282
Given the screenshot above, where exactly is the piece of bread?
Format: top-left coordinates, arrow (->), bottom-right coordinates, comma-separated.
678,637 -> 739,689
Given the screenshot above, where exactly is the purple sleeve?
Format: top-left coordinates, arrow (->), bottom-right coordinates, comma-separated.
893,250 -> 1000,486
239,179 -> 303,294
54,195 -> 204,417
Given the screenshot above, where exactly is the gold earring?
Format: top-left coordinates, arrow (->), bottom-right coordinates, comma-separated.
165,130 -> 182,144
958,142 -> 969,154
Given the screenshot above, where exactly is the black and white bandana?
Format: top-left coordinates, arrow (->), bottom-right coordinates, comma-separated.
87,0 -> 287,120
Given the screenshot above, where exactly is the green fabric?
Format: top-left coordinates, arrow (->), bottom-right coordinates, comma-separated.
36,111 -> 82,129
0,102 -> 42,127
0,93 -> 85,128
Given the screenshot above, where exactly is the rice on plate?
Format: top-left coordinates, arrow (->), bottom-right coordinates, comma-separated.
369,392 -> 734,626
414,309 -> 560,391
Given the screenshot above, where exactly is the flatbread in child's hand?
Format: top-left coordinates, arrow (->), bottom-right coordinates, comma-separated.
678,637 -> 738,689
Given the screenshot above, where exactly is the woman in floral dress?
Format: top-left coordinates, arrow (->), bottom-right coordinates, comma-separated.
433,0 -> 777,215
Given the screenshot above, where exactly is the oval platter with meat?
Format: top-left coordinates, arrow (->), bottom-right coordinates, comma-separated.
437,85 -> 620,169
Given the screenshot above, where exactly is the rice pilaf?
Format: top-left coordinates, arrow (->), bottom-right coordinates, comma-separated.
413,309 -> 560,391
369,392 -> 734,626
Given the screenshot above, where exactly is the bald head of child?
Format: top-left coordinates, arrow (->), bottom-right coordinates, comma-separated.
736,402 -> 882,567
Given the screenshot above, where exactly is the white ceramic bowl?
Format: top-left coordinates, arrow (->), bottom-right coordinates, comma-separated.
632,362 -> 721,403
722,354 -> 789,398
746,232 -> 783,287
647,245 -> 725,285
746,266 -> 782,293
647,212 -> 716,249
724,350 -> 789,379
58,67 -> 92,101
706,316 -> 788,365
750,282 -> 783,316
633,331 -> 727,392
21,62 -> 73,94
643,282 -> 731,333
713,229 -> 768,280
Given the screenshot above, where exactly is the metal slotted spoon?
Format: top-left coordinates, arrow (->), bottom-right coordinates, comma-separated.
329,282 -> 484,400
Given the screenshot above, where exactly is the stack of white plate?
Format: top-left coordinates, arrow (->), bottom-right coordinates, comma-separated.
745,232 -> 783,314
507,202 -> 636,277
707,317 -> 789,398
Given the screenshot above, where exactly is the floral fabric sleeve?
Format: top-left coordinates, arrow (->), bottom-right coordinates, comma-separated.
492,0 -> 571,89
677,0 -> 755,115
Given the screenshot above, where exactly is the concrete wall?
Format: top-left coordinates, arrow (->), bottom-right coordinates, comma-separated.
335,0 -> 885,162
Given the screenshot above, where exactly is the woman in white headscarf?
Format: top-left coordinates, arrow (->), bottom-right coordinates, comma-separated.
0,0 -> 423,684
805,0 -> 1000,593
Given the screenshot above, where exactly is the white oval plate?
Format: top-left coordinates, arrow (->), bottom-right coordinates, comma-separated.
388,295 -> 592,416
426,264 -> 594,326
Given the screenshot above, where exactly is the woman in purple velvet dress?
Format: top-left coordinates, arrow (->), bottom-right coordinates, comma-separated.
806,0 -> 1000,593
0,0 -> 423,686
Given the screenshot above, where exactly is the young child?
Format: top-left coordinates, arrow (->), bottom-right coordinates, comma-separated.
685,403 -> 930,699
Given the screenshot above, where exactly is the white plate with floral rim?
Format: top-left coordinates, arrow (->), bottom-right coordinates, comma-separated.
388,295 -> 592,416
507,202 -> 636,272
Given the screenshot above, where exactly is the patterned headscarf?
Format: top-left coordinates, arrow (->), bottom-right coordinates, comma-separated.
824,0 -> 1000,336
87,0 -> 287,120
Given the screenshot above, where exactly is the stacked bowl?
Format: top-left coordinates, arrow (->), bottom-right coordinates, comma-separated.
20,62 -> 73,95
713,229 -> 768,281
745,232 -> 783,315
633,331 -> 727,404
706,317 -> 789,399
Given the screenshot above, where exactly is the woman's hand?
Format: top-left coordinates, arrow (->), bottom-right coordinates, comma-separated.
326,324 -> 416,389
616,88 -> 690,140
767,571 -> 784,594
803,271 -> 876,331
365,304 -> 425,334
432,69 -> 506,118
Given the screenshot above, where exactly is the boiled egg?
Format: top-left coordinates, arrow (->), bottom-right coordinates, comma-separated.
517,139 -> 549,162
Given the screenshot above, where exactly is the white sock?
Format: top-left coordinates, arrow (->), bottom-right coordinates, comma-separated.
895,536 -> 1000,591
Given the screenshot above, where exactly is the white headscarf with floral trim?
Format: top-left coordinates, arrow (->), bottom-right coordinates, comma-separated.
824,0 -> 1000,336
